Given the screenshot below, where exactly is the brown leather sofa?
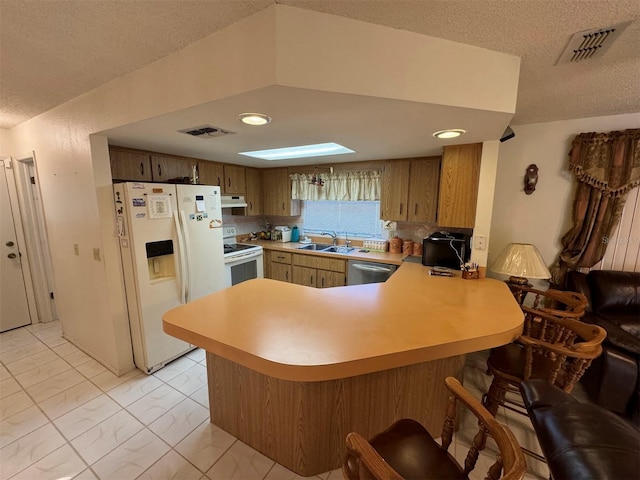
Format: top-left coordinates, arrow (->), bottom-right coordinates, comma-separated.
520,380 -> 640,480
566,270 -> 640,424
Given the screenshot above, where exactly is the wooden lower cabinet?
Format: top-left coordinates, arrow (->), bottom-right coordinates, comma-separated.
293,265 -> 316,287
270,262 -> 291,283
317,269 -> 346,288
267,250 -> 346,288
267,251 -> 292,282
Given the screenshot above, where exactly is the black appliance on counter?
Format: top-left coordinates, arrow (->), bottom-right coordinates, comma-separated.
422,232 -> 471,270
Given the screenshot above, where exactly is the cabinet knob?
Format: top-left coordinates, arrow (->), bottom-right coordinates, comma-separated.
399,203 -> 403,215
157,164 -> 162,176
228,178 -> 231,187
414,204 -> 418,215
217,177 -> 221,186
7,253 -> 17,259
140,162 -> 144,175
6,241 -> 14,247
282,202 -> 285,211
285,271 -> 289,281
322,277 -> 325,287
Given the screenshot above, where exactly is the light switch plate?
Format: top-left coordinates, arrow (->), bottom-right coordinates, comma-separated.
474,236 -> 487,250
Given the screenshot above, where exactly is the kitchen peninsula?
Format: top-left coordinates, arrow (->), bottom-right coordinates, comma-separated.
163,262 -> 523,476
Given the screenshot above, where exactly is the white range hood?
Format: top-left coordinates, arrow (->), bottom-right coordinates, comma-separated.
221,195 -> 248,208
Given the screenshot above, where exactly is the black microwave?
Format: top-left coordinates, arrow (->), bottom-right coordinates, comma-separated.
422,232 -> 471,270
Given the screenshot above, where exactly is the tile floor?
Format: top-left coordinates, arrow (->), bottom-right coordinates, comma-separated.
1,321 -> 548,480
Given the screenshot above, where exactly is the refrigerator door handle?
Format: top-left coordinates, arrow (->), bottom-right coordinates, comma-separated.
173,211 -> 187,304
179,210 -> 193,303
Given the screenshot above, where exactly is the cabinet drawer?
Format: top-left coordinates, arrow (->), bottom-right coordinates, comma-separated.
270,251 -> 292,264
316,257 -> 346,273
293,254 -> 318,268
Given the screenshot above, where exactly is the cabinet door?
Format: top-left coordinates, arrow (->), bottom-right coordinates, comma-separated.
270,262 -> 291,283
292,266 -> 316,287
262,168 -> 300,216
317,270 -> 346,288
224,165 -> 246,194
245,168 -> 263,215
150,154 -> 181,182
197,161 -> 224,187
380,160 -> 410,220
438,144 -> 482,228
109,148 -> 152,181
408,158 -> 440,223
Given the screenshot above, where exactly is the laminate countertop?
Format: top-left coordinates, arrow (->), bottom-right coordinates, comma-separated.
163,262 -> 523,382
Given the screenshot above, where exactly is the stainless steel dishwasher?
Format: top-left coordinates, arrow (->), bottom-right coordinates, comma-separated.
347,259 -> 397,285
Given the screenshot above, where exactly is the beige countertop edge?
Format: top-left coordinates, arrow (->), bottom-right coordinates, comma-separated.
250,240 -> 407,265
163,320 -> 522,382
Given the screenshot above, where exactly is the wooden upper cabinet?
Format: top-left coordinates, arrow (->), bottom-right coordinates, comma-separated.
408,158 -> 440,223
437,143 -> 482,228
223,165 -> 246,194
380,159 -> 411,220
262,168 -> 300,216
150,154 -> 193,182
198,161 -> 223,187
109,148 -> 152,182
244,168 -> 263,215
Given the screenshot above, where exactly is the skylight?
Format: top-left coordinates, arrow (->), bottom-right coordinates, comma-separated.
238,142 -> 355,160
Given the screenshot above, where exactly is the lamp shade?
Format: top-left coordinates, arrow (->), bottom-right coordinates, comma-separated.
490,243 -> 551,279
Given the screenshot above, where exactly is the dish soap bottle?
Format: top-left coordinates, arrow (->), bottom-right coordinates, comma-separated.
291,226 -> 300,242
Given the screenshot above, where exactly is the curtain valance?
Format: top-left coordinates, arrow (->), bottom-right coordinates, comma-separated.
290,171 -> 381,201
568,129 -> 640,197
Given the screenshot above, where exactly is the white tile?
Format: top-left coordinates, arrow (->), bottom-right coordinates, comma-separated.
137,450 -> 202,480
175,420 -> 235,472
148,397 -> 208,446
71,409 -> 144,465
206,440 -> 273,480
0,405 -> 49,448
90,368 -> 142,392
0,423 -> 66,480
0,376 -> 22,399
15,358 -> 71,388
153,356 -> 197,382
0,340 -> 49,364
76,358 -> 108,379
167,363 -> 207,396
53,342 -> 82,357
265,464 -> 309,480
0,391 -> 34,420
186,348 -> 206,363
32,324 -> 62,340
107,374 -> 163,407
190,385 -> 210,408
0,365 -> 10,381
38,380 -> 102,420
25,368 -> 86,403
4,349 -> 59,376
40,334 -> 69,348
9,444 -> 87,480
126,384 -> 187,425
25,320 -> 59,333
64,349 -> 94,367
73,468 -> 99,479
0,329 -> 38,351
54,394 -> 122,441
91,428 -> 170,480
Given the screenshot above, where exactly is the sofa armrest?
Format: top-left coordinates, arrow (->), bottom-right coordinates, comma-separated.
582,313 -> 640,356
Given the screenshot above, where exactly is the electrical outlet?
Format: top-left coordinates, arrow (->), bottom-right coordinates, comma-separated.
474,236 -> 487,250
73,243 -> 79,256
93,248 -> 101,261
383,221 -> 397,231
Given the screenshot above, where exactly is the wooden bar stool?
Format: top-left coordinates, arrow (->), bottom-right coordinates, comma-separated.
343,377 -> 527,480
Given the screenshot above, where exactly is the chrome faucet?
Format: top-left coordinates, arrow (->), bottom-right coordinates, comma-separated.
344,230 -> 351,248
321,231 -> 338,246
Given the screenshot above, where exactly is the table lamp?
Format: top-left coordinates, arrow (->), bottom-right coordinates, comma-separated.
490,243 -> 551,290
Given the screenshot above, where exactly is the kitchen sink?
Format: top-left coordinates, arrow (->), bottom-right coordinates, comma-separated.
296,243 -> 326,250
319,246 -> 358,254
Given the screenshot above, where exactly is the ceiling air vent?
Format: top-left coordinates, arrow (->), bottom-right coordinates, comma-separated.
177,125 -> 235,139
556,21 -> 631,65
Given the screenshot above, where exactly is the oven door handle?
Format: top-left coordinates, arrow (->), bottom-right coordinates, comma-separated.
225,250 -> 263,264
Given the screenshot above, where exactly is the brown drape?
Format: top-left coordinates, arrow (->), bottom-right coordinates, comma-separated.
550,128 -> 640,287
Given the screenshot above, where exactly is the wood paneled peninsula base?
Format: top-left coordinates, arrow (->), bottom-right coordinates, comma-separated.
163,262 -> 523,476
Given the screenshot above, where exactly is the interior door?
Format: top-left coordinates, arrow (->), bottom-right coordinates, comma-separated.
0,160 -> 32,332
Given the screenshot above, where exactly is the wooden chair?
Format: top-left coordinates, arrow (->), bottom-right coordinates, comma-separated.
507,285 -> 588,319
484,306 -> 606,420
343,377 -> 527,480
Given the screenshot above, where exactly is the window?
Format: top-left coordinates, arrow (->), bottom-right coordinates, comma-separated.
302,201 -> 382,238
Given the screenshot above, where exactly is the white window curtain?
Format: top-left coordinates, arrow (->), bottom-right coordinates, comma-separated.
290,171 -> 381,201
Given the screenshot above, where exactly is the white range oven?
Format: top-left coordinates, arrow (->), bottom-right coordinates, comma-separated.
223,227 -> 264,287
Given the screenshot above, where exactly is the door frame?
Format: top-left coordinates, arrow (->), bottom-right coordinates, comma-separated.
12,152 -> 58,324
1,157 -> 38,325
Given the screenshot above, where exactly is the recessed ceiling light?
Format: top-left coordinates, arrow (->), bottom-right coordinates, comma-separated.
239,142 -> 355,161
433,129 -> 466,139
238,113 -> 271,126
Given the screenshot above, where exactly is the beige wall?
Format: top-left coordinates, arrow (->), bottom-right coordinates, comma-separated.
488,112 -> 640,288
0,128 -> 13,156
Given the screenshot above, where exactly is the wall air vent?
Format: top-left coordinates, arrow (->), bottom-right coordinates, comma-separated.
178,125 -> 235,139
556,21 -> 631,65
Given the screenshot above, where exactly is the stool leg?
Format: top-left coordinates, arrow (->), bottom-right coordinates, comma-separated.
479,376 -> 508,448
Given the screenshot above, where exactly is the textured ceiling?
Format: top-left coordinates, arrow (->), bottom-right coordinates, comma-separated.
1,0 -> 639,130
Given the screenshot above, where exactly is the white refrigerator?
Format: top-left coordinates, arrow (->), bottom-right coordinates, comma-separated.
114,182 -> 226,373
